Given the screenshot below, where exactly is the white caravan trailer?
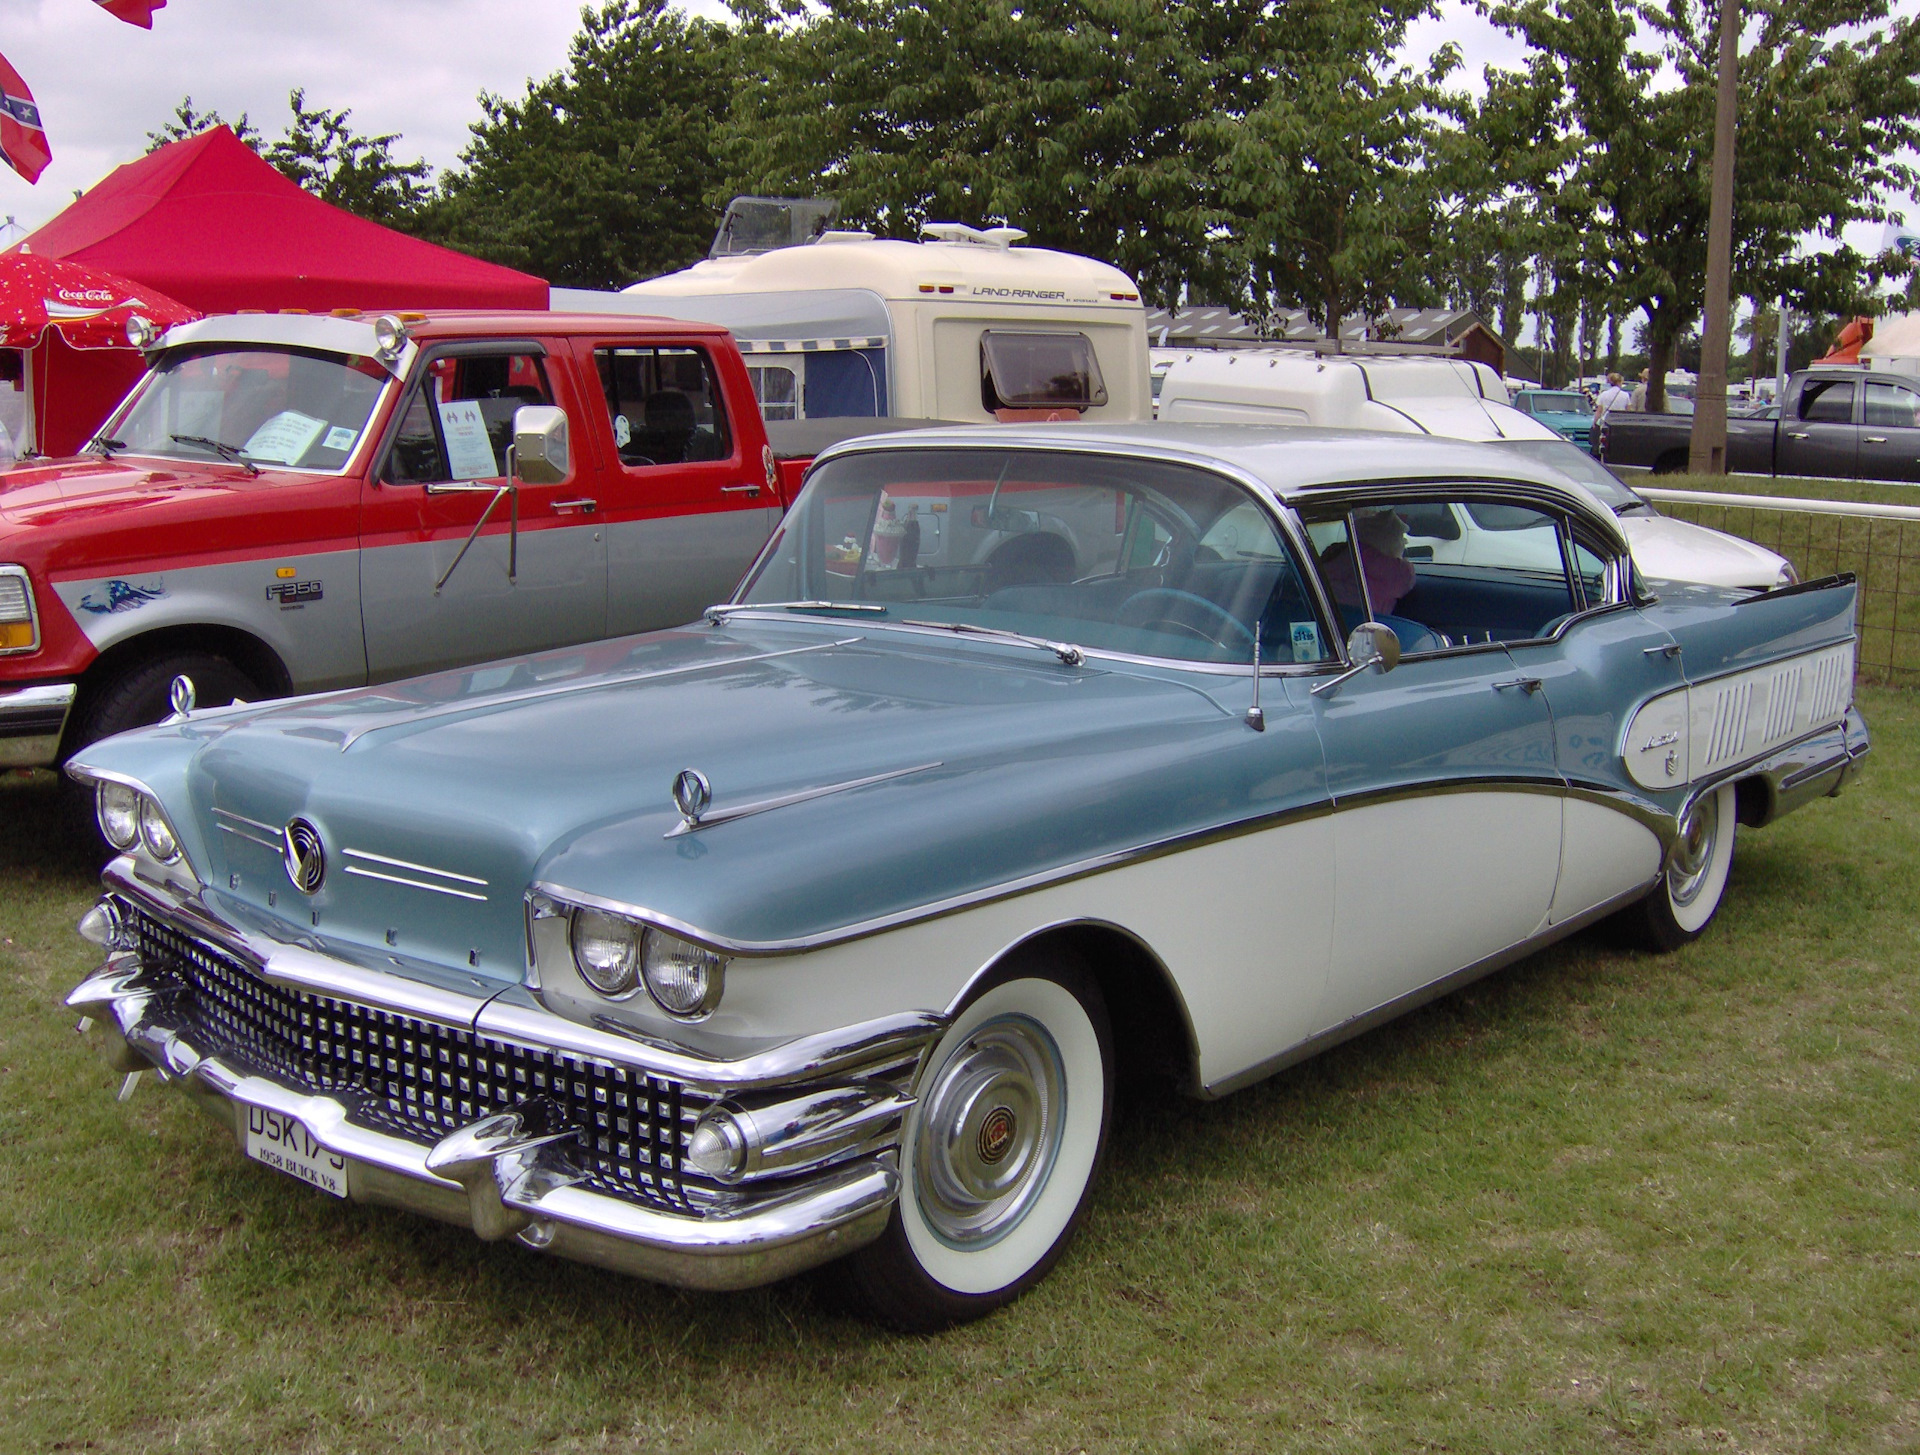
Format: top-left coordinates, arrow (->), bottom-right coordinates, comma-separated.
555,203 -> 1151,426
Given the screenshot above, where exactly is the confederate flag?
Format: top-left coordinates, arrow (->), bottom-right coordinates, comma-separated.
94,0 -> 167,26
0,56 -> 50,185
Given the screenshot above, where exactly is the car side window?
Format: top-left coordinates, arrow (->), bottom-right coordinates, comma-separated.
595,346 -> 733,467
1864,381 -> 1920,429
1799,379 -> 1855,424
381,351 -> 554,485
1304,495 -> 1580,655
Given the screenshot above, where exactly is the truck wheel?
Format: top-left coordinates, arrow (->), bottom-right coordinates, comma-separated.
1617,783 -> 1737,952
61,652 -> 260,850
843,956 -> 1113,1332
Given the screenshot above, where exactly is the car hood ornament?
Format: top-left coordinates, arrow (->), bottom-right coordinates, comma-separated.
672,769 -> 712,830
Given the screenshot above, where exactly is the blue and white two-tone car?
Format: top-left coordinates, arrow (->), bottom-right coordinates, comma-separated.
65,425 -> 1869,1329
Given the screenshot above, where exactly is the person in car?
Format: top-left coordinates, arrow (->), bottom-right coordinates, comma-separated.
1323,507 -> 1416,616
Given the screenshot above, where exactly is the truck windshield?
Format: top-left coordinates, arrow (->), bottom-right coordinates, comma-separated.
736,447 -> 1332,667
107,345 -> 390,472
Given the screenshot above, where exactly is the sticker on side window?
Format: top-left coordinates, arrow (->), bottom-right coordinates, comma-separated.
1290,622 -> 1321,662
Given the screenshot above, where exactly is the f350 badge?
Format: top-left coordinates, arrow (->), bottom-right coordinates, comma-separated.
266,579 -> 323,608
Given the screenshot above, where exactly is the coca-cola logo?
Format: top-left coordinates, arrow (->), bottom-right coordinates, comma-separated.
53,287 -> 120,305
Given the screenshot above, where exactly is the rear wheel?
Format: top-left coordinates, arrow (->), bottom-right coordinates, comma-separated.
1620,782 -> 1737,951
845,957 -> 1112,1331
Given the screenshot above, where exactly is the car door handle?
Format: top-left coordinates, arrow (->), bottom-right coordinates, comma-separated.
1788,431 -> 1810,440
721,483 -> 763,497
1865,435 -> 1888,443
1643,643 -> 1682,659
551,497 -> 597,514
1492,677 -> 1543,694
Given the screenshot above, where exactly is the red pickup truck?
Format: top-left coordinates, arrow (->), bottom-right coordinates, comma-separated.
0,310 -> 799,772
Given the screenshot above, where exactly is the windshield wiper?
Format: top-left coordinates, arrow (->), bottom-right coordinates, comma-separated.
901,618 -> 1085,666
705,600 -> 889,622
88,436 -> 128,458
170,433 -> 261,476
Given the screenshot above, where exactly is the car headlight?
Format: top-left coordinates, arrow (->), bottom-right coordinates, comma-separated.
570,908 -> 641,996
640,928 -> 727,1018
0,565 -> 39,654
137,795 -> 181,863
96,782 -> 141,851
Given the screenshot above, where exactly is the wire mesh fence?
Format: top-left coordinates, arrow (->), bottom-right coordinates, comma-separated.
1641,487 -> 1920,688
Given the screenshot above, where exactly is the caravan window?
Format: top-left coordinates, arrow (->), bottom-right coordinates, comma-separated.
980,332 -> 1109,413
750,365 -> 799,421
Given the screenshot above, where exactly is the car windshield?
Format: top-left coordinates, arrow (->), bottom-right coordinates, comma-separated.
1488,438 -> 1641,510
1529,392 -> 1586,411
736,447 -> 1333,666
108,345 -> 390,471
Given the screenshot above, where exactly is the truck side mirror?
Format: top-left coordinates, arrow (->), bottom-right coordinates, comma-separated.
513,405 -> 570,484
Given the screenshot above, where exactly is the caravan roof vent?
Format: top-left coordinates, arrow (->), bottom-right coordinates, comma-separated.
710,197 -> 841,259
921,222 -> 1028,250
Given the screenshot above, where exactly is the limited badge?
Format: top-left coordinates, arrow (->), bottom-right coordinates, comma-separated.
266,579 -> 323,608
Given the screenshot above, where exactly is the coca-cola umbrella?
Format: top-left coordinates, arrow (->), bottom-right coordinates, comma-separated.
0,248 -> 198,350
0,250 -> 199,457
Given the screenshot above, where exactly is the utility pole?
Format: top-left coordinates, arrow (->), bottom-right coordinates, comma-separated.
1690,0 -> 1741,474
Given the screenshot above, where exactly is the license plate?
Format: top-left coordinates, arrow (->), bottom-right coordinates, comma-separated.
243,1105 -> 349,1199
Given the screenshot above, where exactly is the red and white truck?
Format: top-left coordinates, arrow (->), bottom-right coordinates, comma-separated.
0,309 -> 799,770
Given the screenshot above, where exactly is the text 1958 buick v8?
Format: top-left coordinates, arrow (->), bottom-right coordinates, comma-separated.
64,424 -> 1868,1329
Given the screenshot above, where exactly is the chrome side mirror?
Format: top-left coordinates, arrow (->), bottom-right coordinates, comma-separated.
1311,621 -> 1402,698
1346,622 -> 1401,674
513,405 -> 570,484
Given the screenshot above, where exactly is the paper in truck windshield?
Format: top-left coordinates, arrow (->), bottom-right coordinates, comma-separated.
437,399 -> 500,480
243,410 -> 329,465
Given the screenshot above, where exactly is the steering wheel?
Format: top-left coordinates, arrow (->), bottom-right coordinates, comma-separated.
1116,588 -> 1257,654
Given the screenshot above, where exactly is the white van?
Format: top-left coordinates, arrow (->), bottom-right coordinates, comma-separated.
1156,349 -> 1793,590
559,203 -> 1151,426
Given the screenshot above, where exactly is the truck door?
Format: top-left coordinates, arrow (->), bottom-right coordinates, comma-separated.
360,342 -> 608,679
581,339 -> 779,633
1857,379 -> 1920,483
1777,377 -> 1860,479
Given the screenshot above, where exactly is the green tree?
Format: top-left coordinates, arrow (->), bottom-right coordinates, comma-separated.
725,0 -> 1270,308
1487,0 -> 1920,410
146,97 -> 259,150
1200,0 -> 1461,333
422,0 -> 740,289
264,88 -> 432,227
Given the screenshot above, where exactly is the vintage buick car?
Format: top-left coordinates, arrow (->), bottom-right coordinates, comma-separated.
64,424 -> 1868,1330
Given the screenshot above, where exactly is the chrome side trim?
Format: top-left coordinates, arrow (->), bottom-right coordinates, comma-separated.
213,807 -> 282,852
342,847 -> 488,886
664,760 -> 945,838
1203,880 -> 1657,1099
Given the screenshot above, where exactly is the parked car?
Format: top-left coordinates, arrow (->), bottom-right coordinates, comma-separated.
1599,366 -> 1920,480
0,310 -> 794,781
1509,388 -> 1595,452
1158,352 -> 1794,588
66,424 -> 1868,1329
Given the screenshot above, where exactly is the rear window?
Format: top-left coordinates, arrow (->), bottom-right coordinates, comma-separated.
980,332 -> 1109,413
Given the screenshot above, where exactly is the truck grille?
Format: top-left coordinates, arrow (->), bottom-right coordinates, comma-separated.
130,909 -> 718,1211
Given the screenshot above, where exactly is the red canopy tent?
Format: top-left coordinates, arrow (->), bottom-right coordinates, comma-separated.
11,125 -> 548,454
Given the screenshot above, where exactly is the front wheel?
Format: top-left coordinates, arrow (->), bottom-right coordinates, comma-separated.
845,958 -> 1112,1331
1619,782 -> 1737,951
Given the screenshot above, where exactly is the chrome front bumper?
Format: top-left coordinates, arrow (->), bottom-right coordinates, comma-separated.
69,866 -> 945,1292
0,681 -> 75,767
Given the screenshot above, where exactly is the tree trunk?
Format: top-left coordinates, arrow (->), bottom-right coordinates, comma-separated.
1646,327 -> 1673,414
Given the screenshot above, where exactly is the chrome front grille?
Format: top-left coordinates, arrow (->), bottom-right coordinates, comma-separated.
130,909 -> 717,1211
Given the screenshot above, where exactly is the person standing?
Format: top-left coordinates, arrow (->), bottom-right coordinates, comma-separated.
1593,372 -> 1633,421
1629,368 -> 1652,411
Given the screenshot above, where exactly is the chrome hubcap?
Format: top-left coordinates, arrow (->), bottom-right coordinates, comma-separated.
1668,792 -> 1720,906
913,1013 -> 1064,1249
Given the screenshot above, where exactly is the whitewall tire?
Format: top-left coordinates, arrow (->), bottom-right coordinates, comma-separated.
845,957 -> 1112,1330
1624,782 -> 1738,951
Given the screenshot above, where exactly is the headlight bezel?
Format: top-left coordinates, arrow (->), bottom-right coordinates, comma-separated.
0,564 -> 41,656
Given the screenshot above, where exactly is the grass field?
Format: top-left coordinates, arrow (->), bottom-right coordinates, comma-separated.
3,689 -> 1917,1453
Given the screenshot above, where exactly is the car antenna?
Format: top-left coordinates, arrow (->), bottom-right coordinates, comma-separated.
1245,623 -> 1265,732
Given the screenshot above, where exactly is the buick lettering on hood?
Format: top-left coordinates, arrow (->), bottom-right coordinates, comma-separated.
65,425 -> 1868,1330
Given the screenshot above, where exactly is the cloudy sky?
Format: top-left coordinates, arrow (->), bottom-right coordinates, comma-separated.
0,0 -> 1903,257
